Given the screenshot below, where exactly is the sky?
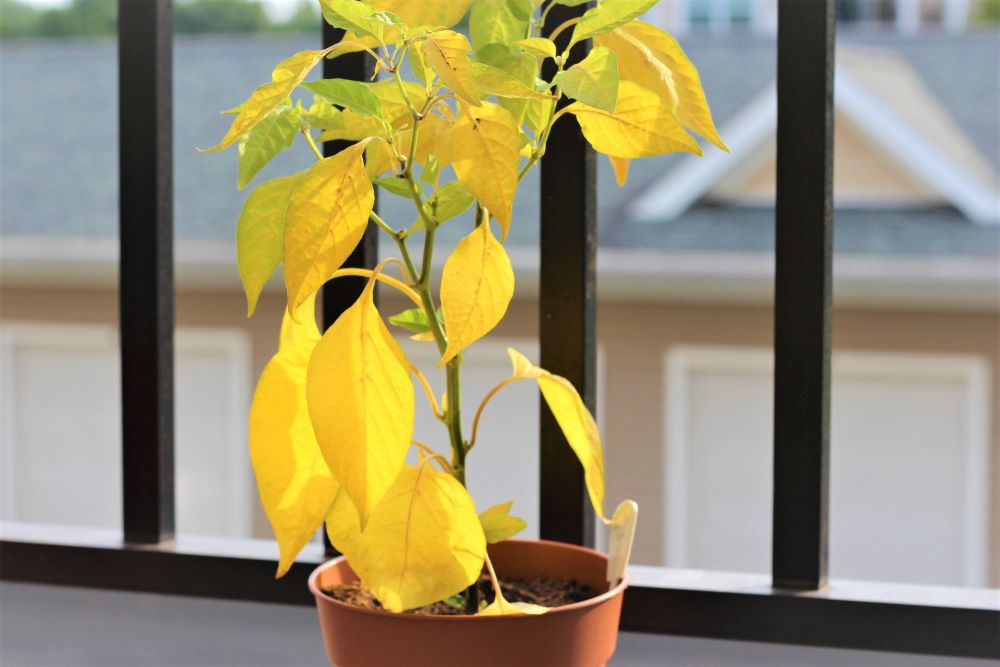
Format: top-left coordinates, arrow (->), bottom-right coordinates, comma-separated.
17,0 -> 306,21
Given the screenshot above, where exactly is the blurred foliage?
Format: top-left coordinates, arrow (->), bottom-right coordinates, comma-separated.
0,0 -> 321,38
975,0 -> 1000,24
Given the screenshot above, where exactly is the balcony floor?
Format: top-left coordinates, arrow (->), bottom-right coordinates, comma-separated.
0,582 -> 991,666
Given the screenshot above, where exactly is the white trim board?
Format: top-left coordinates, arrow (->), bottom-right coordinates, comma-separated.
630,70 -> 1000,225
662,345 -> 992,587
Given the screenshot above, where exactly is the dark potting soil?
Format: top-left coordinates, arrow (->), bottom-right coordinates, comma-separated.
322,574 -> 595,616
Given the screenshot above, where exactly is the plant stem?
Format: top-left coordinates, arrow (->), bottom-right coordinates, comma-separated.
302,129 -> 324,161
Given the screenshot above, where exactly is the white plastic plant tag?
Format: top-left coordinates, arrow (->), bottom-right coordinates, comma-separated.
605,500 -> 638,586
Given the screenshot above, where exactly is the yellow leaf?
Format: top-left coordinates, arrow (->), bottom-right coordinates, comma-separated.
327,463 -> 487,612
237,171 -> 304,317
608,154 -> 630,186
514,37 -> 557,58
507,347 -> 544,379
450,102 -> 520,237
250,294 -> 337,577
598,21 -> 727,151
371,79 -> 429,124
421,31 -> 482,107
202,48 -> 332,152
367,113 -> 454,178
478,595 -> 548,616
479,500 -> 527,543
506,348 -> 606,520
439,221 -> 514,366
566,80 -> 702,159
306,278 -> 414,529
370,0 -> 473,27
284,142 -> 374,315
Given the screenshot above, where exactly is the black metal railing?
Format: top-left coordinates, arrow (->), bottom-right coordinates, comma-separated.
1,0 -> 997,659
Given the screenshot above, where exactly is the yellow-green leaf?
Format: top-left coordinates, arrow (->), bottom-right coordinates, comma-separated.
451,102 -> 520,237
421,31 -> 482,107
569,0 -> 658,46
284,142 -> 374,315
470,0 -> 533,51
553,46 -> 619,113
599,21 -> 727,150
479,500 -> 527,543
237,105 -> 301,191
202,47 -> 332,152
507,348 -> 606,520
566,80 -> 702,158
316,108 -> 385,142
473,62 -> 552,100
427,180 -> 475,222
514,37 -> 557,58
327,463 -> 487,612
307,279 -> 414,529
302,79 -> 384,118
370,0 -> 473,28
439,221 -> 515,366
250,294 -> 337,577
320,0 -> 384,40
237,171 -> 305,317
608,154 -> 630,186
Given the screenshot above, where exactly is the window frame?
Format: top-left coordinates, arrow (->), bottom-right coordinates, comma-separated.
1,0 -> 997,660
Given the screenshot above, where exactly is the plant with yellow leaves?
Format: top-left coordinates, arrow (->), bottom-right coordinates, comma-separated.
205,0 -> 723,617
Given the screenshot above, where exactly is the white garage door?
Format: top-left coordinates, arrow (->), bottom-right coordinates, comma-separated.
0,323 -> 252,538
663,346 -> 991,587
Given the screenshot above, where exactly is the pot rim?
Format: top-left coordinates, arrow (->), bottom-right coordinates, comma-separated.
308,538 -> 629,621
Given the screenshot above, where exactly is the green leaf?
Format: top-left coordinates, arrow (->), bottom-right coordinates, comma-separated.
428,181 -> 476,222
410,181 -> 475,231
474,44 -> 535,84
373,176 -> 414,198
236,171 -> 305,316
302,79 -> 384,119
473,62 -> 552,100
570,0 -> 659,46
388,306 -> 443,334
237,105 -> 301,191
470,0 -> 533,51
553,46 -> 619,113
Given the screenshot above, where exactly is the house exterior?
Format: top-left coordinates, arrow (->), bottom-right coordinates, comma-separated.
2,20 -> 997,587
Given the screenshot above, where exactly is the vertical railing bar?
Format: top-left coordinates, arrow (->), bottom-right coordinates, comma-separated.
118,0 -> 175,545
319,22 -> 379,558
539,2 -> 597,547
772,0 -> 835,591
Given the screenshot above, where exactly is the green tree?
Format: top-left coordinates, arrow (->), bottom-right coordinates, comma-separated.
0,0 -> 40,38
273,0 -> 320,33
975,0 -> 1000,24
35,0 -> 116,38
175,0 -> 270,34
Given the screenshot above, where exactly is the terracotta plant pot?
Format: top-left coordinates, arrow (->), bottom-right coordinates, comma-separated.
309,539 -> 628,667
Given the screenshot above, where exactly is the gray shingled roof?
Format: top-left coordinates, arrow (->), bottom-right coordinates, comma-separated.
1,32 -> 997,258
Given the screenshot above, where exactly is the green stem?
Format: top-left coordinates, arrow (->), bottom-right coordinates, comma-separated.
388,49 -> 468,491
302,129 -> 324,161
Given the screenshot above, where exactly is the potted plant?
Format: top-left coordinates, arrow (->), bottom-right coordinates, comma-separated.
204,0 -> 723,664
